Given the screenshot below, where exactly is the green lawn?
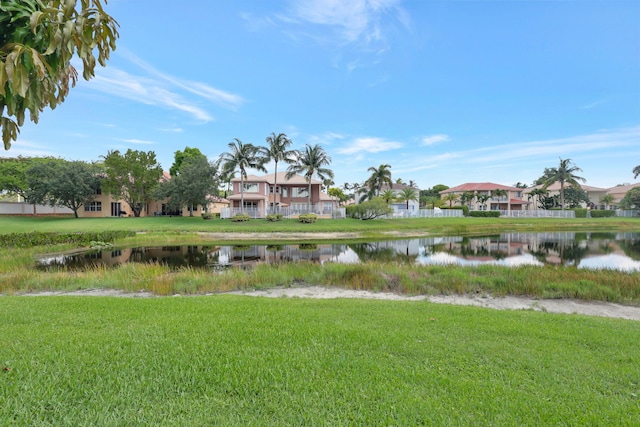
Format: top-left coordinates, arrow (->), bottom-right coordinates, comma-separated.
1,296 -> 639,426
1,215 -> 639,238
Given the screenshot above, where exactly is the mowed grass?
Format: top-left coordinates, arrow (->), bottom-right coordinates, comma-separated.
1,296 -> 639,426
2,215 -> 639,239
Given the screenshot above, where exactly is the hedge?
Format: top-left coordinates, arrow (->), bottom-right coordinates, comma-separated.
468,211 -> 500,218
298,214 -> 318,223
0,231 -> 136,249
590,210 -> 616,218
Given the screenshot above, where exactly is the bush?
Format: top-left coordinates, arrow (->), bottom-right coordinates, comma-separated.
201,213 -> 212,220
298,214 -> 318,223
266,214 -> 283,222
573,208 -> 588,218
0,231 -> 136,249
231,213 -> 251,222
346,198 -> 393,220
590,210 -> 616,218
468,211 -> 500,218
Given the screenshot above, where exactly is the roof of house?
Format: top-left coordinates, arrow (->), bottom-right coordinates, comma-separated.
381,183 -> 421,192
440,182 -> 521,193
525,183 -> 607,193
605,183 -> 640,195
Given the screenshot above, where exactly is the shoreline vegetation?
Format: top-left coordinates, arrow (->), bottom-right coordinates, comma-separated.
1,216 -> 639,305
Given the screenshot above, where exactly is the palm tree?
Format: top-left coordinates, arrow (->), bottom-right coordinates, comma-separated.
528,188 -> 547,209
442,193 -> 459,207
634,164 -> 640,179
220,138 -> 267,213
599,193 -> 615,210
262,132 -> 297,214
460,191 -> 475,206
286,144 -> 334,211
397,187 -> 418,210
541,158 -> 586,211
408,180 -> 418,188
365,164 -> 392,198
492,188 -> 508,212
380,189 -> 396,205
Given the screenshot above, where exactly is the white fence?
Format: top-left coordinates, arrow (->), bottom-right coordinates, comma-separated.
498,210 -> 576,218
384,208 -> 464,219
616,210 -> 639,217
221,206 -> 346,219
0,201 -> 73,215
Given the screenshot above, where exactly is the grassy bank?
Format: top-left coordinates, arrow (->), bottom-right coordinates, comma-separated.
1,296 -> 638,426
1,215 -> 639,240
2,261 -> 640,305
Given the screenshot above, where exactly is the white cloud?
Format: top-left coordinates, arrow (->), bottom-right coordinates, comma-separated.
336,136 -> 403,154
421,134 -> 449,146
81,50 -> 245,122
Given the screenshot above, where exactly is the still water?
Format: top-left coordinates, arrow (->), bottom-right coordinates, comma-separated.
36,232 -> 640,272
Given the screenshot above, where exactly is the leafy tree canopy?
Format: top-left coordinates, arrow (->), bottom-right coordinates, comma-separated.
169,146 -> 205,176
26,158 -> 100,217
620,187 -> 640,210
0,0 -> 118,149
101,149 -> 162,217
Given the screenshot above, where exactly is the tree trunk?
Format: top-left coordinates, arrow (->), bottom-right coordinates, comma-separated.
273,161 -> 278,215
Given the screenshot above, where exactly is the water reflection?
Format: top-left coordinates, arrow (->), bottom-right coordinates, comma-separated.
35,232 -> 640,272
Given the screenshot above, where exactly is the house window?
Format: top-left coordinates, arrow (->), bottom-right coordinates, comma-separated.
242,183 -> 259,193
270,186 -> 281,194
280,187 -> 288,198
292,187 -> 309,198
84,201 -> 102,212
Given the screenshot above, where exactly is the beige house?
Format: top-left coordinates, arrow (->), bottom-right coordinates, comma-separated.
79,172 -> 229,218
523,182 -> 607,210
440,183 -> 529,211
599,183 -> 640,209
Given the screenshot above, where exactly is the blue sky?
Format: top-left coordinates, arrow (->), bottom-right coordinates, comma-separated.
9,0 -> 640,190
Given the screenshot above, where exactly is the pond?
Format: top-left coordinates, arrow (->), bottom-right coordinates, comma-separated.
35,232 -> 640,272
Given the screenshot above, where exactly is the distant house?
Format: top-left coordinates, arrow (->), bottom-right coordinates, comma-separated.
600,183 -> 640,209
78,172 -> 228,218
440,183 -> 529,211
227,172 -> 338,218
380,183 -> 421,212
523,182 -> 607,210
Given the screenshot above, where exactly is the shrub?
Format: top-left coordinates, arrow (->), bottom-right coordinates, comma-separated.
266,214 -> 283,222
573,208 -> 588,218
298,214 -> 318,223
0,231 -> 136,249
346,198 -> 393,220
468,211 -> 500,218
590,210 -> 616,218
231,213 -> 251,222
201,213 -> 212,220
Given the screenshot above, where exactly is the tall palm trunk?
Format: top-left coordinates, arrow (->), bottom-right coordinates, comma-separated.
272,161 -> 278,215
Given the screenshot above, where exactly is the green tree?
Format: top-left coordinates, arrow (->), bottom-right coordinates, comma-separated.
169,147 -> 205,176
286,144 -> 333,210
1,0 -> 119,149
634,164 -> 640,179
0,156 -> 58,213
599,193 -> 615,210
563,186 -> 590,209
380,189 -> 396,205
26,158 -> 100,218
397,187 -> 418,210
101,149 -> 163,217
460,191 -> 475,206
261,132 -> 297,214
220,138 -> 266,213
364,164 -> 392,199
442,193 -> 459,207
620,187 -> 640,209
540,158 -> 586,211
527,188 -> 548,209
346,197 -> 393,220
327,187 -> 347,205
156,156 -> 219,217
476,193 -> 491,210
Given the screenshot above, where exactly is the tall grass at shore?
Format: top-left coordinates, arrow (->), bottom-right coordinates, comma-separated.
3,260 -> 638,304
1,296 -> 639,425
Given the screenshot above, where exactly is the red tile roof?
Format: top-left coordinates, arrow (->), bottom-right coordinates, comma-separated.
440,182 -> 521,193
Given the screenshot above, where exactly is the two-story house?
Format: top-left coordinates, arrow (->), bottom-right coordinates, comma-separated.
227,172 -> 338,218
440,183 -> 529,212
